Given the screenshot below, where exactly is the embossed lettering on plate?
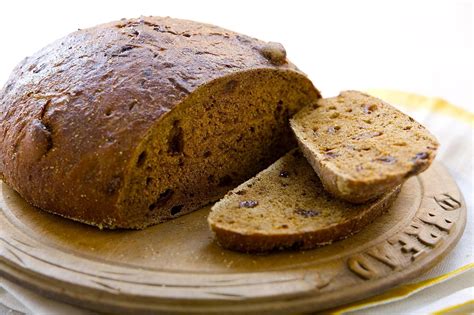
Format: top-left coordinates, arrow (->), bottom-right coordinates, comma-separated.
348,192 -> 463,280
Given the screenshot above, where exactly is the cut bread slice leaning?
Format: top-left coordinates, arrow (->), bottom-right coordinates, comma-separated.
290,90 -> 438,204
208,149 -> 400,253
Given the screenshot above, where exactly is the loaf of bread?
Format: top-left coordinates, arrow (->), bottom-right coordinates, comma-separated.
0,17 -> 320,228
290,91 -> 438,203
208,149 -> 400,253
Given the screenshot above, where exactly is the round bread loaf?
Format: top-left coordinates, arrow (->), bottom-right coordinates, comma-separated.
0,17 -> 320,228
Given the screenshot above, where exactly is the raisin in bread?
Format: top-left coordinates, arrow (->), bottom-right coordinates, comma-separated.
290,91 -> 438,203
0,17 -> 320,229
208,150 -> 400,253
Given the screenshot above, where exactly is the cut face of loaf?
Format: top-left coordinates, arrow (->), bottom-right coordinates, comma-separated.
290,90 -> 439,203
119,70 -> 318,227
0,17 -> 320,229
208,149 -> 400,253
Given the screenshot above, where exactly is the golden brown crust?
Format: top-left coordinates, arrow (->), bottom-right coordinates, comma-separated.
290,90 -> 438,203
0,17 -> 319,228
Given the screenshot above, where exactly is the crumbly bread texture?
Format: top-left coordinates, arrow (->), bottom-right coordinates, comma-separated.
208,150 -> 400,253
0,17 -> 320,229
290,91 -> 438,203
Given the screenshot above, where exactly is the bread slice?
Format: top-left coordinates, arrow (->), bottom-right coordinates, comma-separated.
290,90 -> 438,203
208,150 -> 400,253
0,17 -> 320,229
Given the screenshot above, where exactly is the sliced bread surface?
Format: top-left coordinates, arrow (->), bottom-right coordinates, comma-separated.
290,90 -> 438,203
208,150 -> 400,253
